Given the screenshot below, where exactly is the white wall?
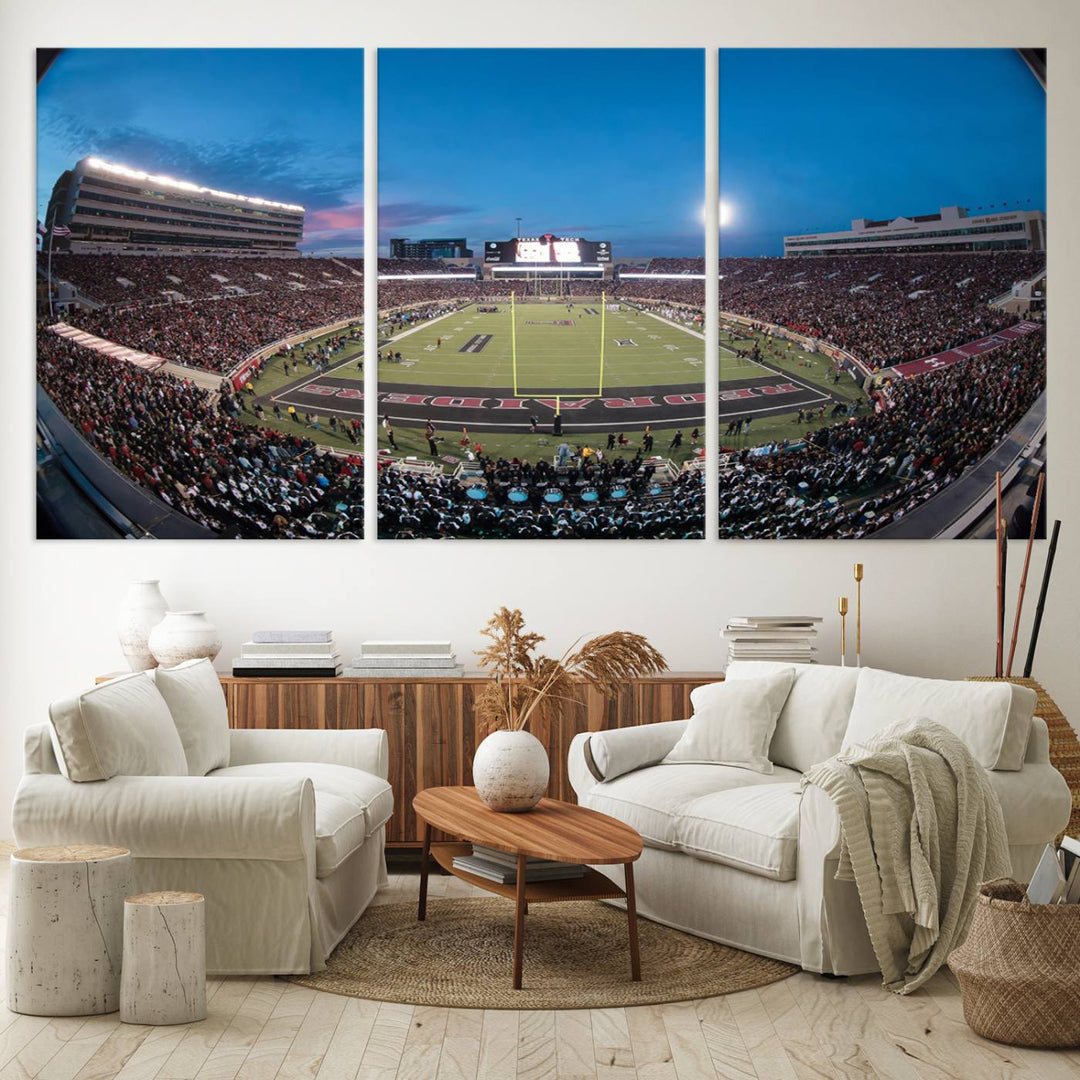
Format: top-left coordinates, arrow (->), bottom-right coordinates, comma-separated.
2,1 -> 1078,836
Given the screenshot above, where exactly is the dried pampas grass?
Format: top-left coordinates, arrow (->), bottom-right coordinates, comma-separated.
475,607 -> 666,734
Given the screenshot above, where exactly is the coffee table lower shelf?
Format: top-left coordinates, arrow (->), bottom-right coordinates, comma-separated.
419,839 -> 641,989
430,842 -> 627,903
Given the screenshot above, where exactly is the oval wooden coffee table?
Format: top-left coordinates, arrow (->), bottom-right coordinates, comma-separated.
413,786 -> 644,990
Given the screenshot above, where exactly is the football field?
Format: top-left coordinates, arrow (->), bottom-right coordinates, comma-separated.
245,301 -> 868,464
383,299 -> 703,394
366,300 -> 707,461
384,298 -> 704,395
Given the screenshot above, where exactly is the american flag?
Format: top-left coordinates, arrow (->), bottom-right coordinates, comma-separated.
52,224 -> 71,237
36,221 -> 47,238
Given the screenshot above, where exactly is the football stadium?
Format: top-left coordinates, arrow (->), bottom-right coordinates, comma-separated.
716,47 -> 1047,540
35,48 -> 366,540
36,166 -> 366,539
372,249 -> 707,538
716,249 -> 1046,539
374,46 -> 707,540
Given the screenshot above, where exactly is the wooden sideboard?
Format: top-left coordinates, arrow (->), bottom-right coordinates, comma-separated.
220,671 -> 721,848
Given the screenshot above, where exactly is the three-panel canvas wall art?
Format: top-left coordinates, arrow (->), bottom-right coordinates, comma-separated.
35,48 -> 1046,540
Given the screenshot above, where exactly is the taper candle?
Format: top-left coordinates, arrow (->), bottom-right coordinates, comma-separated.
838,596 -> 849,667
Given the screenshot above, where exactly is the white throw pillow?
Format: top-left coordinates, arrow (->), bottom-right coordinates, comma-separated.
663,670 -> 795,774
585,719 -> 689,782
842,668 -> 1036,771
49,672 -> 188,782
724,661 -> 860,772
150,658 -> 230,775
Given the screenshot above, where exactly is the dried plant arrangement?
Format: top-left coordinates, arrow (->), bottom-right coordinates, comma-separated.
475,606 -> 667,734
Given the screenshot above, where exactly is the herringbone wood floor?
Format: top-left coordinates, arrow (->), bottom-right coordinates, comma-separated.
1,851 -> 1078,1080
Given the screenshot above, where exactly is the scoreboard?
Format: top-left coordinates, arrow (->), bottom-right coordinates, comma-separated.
484,236 -> 611,264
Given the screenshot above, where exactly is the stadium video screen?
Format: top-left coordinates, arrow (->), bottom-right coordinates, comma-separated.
484,237 -> 612,264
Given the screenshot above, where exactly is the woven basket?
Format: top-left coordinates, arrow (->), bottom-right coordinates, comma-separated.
949,879 -> 1080,1048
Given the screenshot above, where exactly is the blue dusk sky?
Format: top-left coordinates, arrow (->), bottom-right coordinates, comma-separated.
37,49 -> 363,254
720,49 -> 1046,257
378,49 -> 705,258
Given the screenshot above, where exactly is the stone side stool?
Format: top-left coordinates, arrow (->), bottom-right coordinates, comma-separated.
7,844 -> 132,1015
120,891 -> 207,1025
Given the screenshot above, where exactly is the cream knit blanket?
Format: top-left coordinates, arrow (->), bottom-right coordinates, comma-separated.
802,718 -> 1011,994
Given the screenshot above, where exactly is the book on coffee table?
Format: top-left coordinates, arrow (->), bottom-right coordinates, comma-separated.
451,851 -> 587,885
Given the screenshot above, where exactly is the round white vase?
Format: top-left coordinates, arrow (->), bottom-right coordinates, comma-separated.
472,729 -> 550,812
116,580 -> 169,672
148,611 -> 222,669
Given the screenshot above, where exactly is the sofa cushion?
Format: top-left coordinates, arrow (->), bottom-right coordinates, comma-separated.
311,792 -> 369,878
210,762 -> 394,838
678,783 -> 802,881
725,661 -> 859,772
663,671 -> 795,774
49,672 -> 187,782
843,668 -> 1036,771
150,659 -> 230,776
583,761 -> 802,852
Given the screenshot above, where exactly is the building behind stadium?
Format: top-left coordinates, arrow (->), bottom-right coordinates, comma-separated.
389,236 -> 473,258
44,157 -> 305,256
784,204 -> 1046,257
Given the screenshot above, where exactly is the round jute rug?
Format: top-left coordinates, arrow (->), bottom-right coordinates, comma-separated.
287,898 -> 797,1009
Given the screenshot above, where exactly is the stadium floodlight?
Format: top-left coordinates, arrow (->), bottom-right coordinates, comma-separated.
83,157 -> 305,212
619,272 -> 706,281
490,264 -> 602,275
719,200 -> 734,227
377,273 -> 478,280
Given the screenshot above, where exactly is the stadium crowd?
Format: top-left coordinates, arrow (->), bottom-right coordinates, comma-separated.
641,257 -> 706,274
66,285 -> 363,373
378,456 -> 704,539
42,253 -> 359,306
716,328 -> 1046,538
719,252 -> 1044,370
37,328 -> 363,537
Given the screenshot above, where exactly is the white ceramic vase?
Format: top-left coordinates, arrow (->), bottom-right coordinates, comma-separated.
472,729 -> 550,812
116,580 -> 169,672
148,611 -> 222,669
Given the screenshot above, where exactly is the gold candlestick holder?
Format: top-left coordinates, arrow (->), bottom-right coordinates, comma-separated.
838,596 -> 849,666
853,563 -> 864,668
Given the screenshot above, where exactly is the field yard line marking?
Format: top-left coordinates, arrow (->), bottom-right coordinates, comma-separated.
386,305 -> 468,345
639,308 -> 705,341
720,397 -> 828,418
720,344 -> 775,376
379,416 -> 705,431
273,349 -> 360,399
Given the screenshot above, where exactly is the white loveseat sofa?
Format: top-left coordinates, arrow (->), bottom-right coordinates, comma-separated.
12,661 -> 392,975
568,663 -> 1071,976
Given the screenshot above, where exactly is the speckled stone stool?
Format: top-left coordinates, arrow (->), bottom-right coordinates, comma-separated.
6,844 -> 132,1015
120,891 -> 207,1025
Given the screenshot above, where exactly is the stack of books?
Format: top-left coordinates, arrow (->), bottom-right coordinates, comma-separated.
723,616 -> 822,665
344,641 -> 464,679
1027,836 -> 1080,904
451,844 -> 587,884
232,631 -> 341,677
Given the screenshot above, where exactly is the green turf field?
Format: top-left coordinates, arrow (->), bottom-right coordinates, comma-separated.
381,300 -> 703,392
719,322 -> 867,448
374,300 -> 704,462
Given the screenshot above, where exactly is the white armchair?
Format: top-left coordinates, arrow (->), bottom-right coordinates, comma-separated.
12,665 -> 393,976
